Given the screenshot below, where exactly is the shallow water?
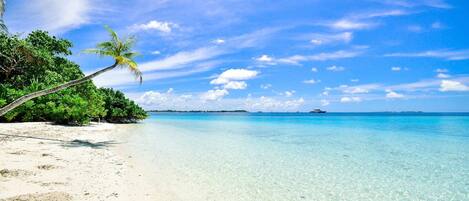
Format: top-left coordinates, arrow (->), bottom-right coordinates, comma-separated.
126,113 -> 469,201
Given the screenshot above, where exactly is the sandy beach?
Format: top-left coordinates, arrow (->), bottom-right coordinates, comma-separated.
0,122 -> 155,201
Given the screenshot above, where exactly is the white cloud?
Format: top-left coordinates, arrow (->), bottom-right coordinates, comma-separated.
213,39 -> 225,44
140,47 -> 224,72
435,68 -> 448,73
133,90 -> 306,112
311,67 -> 318,72
201,89 -> 229,101
91,61 -> 218,87
330,20 -> 373,30
385,49 -> 469,61
326,65 -> 345,72
351,79 -> 360,82
210,69 -> 259,85
344,87 -> 369,94
439,80 -> 469,92
303,79 -> 320,84
385,90 -> 405,98
269,50 -> 361,65
8,0 -> 94,33
333,84 -> 381,94
255,54 -> 274,62
224,81 -> 247,90
320,99 -> 330,106
245,96 -> 305,111
130,20 -> 178,33
284,90 -> 296,97
388,79 -> 441,92
151,51 -> 161,55
437,73 -> 451,79
260,84 -> 272,89
379,0 -> 452,9
340,97 -> 362,103
309,32 -> 353,45
391,66 -> 402,71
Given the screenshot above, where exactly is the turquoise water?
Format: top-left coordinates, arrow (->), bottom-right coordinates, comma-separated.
126,113 -> 469,201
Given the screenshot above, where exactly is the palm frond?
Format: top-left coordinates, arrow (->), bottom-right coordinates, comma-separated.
85,26 -> 142,84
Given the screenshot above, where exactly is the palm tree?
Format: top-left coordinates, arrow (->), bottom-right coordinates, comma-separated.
0,0 -> 8,34
0,26 -> 142,116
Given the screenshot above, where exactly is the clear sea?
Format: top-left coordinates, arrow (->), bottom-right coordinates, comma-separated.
125,112 -> 469,201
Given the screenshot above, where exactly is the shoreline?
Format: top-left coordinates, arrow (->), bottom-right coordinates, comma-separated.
0,122 -> 156,201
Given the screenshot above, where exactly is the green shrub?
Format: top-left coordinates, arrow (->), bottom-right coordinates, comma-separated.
99,88 -> 148,123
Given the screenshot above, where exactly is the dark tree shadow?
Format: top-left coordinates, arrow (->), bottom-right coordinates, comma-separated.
62,139 -> 119,149
0,133 -> 120,149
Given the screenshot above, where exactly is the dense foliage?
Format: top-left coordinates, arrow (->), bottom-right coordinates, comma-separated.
0,31 -> 147,125
99,88 -> 147,123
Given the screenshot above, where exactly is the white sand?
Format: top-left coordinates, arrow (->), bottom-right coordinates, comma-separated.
0,122 -> 156,201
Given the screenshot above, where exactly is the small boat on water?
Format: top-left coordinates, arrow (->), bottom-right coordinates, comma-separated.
310,109 -> 327,113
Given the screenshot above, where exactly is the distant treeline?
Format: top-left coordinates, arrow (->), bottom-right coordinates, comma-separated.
148,110 -> 249,113
0,31 -> 147,125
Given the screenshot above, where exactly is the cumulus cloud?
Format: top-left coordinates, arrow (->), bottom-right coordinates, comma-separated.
255,54 -> 274,62
284,90 -> 296,97
205,68 -> 259,100
224,81 -> 247,90
385,90 -> 405,98
130,20 -> 179,33
210,69 -> 259,85
439,80 -> 469,92
435,68 -> 448,73
326,65 -> 345,72
340,97 -> 362,103
133,90 -> 306,112
245,96 -> 305,111
201,89 -> 229,101
311,67 -> 318,72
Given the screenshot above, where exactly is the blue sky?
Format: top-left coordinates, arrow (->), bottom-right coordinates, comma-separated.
4,0 -> 469,112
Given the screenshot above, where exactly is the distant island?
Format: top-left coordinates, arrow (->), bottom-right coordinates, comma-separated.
147,110 -> 249,113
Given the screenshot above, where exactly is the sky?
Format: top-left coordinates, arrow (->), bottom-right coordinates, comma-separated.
4,0 -> 469,112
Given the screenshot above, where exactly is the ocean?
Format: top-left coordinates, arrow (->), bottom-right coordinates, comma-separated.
124,112 -> 469,200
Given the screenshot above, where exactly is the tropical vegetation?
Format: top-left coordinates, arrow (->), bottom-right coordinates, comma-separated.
0,30 -> 147,125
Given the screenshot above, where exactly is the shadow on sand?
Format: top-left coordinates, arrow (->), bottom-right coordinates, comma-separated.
0,133 -> 119,149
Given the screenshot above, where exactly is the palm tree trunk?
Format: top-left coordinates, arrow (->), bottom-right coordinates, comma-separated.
0,62 -> 118,116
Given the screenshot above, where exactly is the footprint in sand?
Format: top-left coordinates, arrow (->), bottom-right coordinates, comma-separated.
36,165 -> 60,170
0,192 -> 72,201
0,169 -> 33,178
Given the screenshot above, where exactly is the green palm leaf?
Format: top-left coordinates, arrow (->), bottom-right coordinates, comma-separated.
84,26 -> 142,83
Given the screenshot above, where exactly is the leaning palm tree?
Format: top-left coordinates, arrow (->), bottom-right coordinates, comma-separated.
0,0 -> 8,34
0,26 -> 142,116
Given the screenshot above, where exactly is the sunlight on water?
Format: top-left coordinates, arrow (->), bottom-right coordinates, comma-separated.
126,113 -> 469,201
